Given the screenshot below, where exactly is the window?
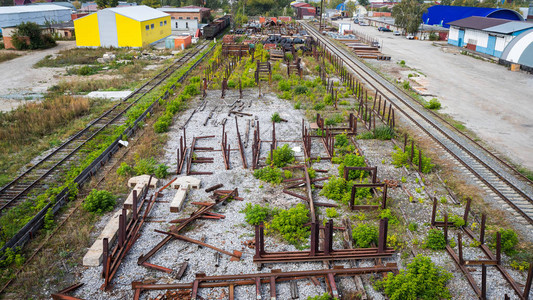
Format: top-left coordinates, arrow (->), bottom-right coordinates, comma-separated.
160,21 -> 163,26
171,16 -> 175,19
194,17 -> 198,20
145,25 -> 149,30
179,17 -> 183,19
164,20 -> 167,25
151,24 -> 154,29
186,17 -> 190,19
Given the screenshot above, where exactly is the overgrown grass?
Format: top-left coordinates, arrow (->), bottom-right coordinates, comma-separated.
0,52 -> 21,63
48,77 -> 135,94
34,47 -> 138,68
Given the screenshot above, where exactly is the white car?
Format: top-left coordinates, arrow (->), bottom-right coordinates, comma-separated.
406,34 -> 415,40
393,31 -> 401,36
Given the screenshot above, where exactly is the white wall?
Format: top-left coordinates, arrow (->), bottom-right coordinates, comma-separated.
171,18 -> 198,31
449,26 -> 459,41
464,29 -> 488,47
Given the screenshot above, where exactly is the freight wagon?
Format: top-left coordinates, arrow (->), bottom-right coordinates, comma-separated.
203,15 -> 231,39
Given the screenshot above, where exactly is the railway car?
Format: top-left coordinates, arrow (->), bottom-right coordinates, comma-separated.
203,15 -> 232,39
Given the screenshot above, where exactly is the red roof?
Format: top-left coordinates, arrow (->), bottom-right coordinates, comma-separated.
181,5 -> 211,12
292,2 -> 312,8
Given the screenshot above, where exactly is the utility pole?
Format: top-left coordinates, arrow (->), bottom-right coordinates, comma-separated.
319,0 -> 324,31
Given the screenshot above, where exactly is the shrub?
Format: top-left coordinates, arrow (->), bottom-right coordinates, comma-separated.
272,74 -> 283,81
241,203 -> 271,225
270,203 -> 310,246
313,102 -> 325,110
155,164 -> 169,178
408,222 -> 418,232
183,84 -> 199,96
154,113 -> 173,133
279,91 -> 292,100
12,22 -> 56,50
253,167 -> 283,184
294,85 -> 308,95
356,131 -> 374,139
325,114 -> 343,125
338,154 -> 367,180
0,248 -> 25,268
271,112 -> 282,123
374,255 -> 453,300
227,80 -> 236,88
492,228 -> 518,256
117,162 -> 134,176
320,176 -> 352,203
373,126 -> 395,140
278,80 -> 291,91
323,94 -> 333,105
83,189 -> 116,215
294,100 -> 301,109
391,145 -> 434,173
352,223 -> 378,248
425,229 -> 446,250
425,98 -> 441,109
429,31 -> 439,41
134,157 -> 157,175
307,294 -> 337,300
284,170 -> 292,179
44,208 -> 55,231
402,81 -> 410,90
379,209 -> 399,225
448,214 -> 465,227
266,144 -> 295,168
326,207 -> 338,218
335,134 -> 349,148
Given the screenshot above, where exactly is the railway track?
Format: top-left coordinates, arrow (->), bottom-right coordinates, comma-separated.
301,21 -> 533,227
0,43 -> 208,215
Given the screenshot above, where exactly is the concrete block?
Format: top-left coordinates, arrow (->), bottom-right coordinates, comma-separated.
170,176 -> 201,212
124,175 -> 159,209
82,209 -> 131,267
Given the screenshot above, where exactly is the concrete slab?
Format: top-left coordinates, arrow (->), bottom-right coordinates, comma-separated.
85,91 -> 133,100
82,209 -> 132,267
125,175 -> 159,209
170,176 -> 201,212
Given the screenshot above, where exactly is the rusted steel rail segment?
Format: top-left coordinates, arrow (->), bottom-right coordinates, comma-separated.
137,189 -> 239,273
301,21 -> 533,225
131,264 -> 398,300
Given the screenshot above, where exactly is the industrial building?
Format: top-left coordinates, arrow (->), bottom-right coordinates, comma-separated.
0,4 -> 71,29
157,6 -> 211,30
365,17 -> 449,40
423,5 -> 523,28
447,16 -> 533,58
499,29 -> 533,72
74,5 -> 171,48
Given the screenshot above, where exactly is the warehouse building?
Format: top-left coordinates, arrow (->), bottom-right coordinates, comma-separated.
0,4 -> 71,29
74,5 -> 171,48
423,5 -> 523,28
499,29 -> 533,72
447,16 -> 533,58
157,6 -> 211,31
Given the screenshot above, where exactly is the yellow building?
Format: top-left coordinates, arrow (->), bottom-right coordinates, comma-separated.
74,5 -> 171,48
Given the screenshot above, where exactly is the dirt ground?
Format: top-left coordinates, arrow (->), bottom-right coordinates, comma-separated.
334,20 -> 533,171
0,41 -> 75,112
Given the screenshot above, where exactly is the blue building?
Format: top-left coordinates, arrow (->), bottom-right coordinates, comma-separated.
422,5 -> 523,28
447,16 -> 533,58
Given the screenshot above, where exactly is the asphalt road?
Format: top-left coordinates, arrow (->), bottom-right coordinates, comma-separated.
335,19 -> 533,170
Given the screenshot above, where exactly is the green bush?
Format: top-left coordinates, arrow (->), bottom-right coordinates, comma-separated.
270,203 -> 310,247
241,203 -> 272,225
284,170 -> 292,179
448,214 -> 465,227
323,94 -> 333,105
43,208 -> 55,231
279,91 -> 292,100
492,228 -> 518,256
326,207 -> 338,218
134,157 -> 157,175
294,100 -> 301,109
325,114 -> 343,125
271,112 -> 282,123
183,84 -> 199,96
373,126 -> 395,140
294,85 -> 308,95
334,134 -> 349,148
356,131 -> 374,140
253,166 -> 283,184
338,154 -> 367,180
272,74 -> 283,81
379,209 -> 399,225
278,80 -> 291,91
155,164 -> 169,178
402,81 -> 410,90
266,144 -> 295,168
307,293 -> 337,300
374,255 -> 453,300
425,229 -> 446,250
82,189 -> 116,215
0,248 -> 25,268
117,162 -> 134,176
313,102 -> 325,110
227,80 -> 236,88
425,98 -> 441,109
391,145 -> 434,173
352,223 -> 378,248
12,22 -> 56,50
154,113 -> 173,133
408,222 -> 418,232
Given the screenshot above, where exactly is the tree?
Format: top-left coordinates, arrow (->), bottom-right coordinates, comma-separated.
345,1 -> 357,17
392,0 -> 429,34
72,0 -> 82,9
440,0 -> 452,5
12,22 -> 56,50
96,0 -> 118,8
328,0 -> 344,9
358,0 -> 369,6
141,0 -> 160,7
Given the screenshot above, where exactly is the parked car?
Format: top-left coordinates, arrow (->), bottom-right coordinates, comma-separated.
359,22 -> 368,26
353,18 -> 359,24
393,31 -> 401,36
331,15 -> 341,20
406,34 -> 415,39
378,27 -> 392,32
